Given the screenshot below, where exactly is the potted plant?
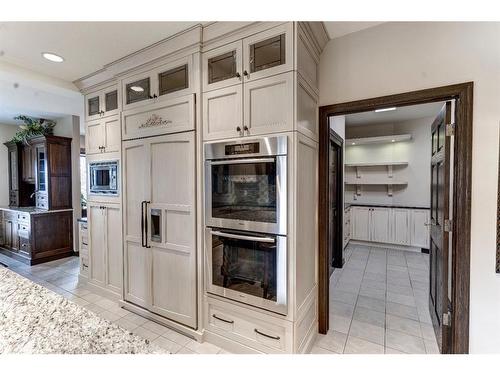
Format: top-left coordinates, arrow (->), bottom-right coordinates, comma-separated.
11,115 -> 56,144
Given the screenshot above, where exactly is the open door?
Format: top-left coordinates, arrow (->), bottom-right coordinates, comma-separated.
429,102 -> 452,354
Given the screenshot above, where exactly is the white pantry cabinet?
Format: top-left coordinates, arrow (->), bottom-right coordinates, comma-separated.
350,205 -> 430,250
85,115 -> 121,155
202,40 -> 243,92
391,208 -> 410,245
351,206 -> 371,241
410,209 -> 430,249
202,84 -> 243,140
88,202 -> 122,295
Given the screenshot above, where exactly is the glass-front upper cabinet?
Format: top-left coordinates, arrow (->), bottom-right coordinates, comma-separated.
202,40 -> 243,92
85,84 -> 120,121
242,23 -> 293,82
36,145 -> 47,193
122,56 -> 192,110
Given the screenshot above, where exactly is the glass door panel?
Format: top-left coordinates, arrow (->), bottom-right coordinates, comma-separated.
249,34 -> 286,73
211,160 -> 277,224
125,78 -> 150,105
105,90 -> 118,112
88,96 -> 100,116
208,51 -> 237,84
37,147 -> 46,192
158,64 -> 188,96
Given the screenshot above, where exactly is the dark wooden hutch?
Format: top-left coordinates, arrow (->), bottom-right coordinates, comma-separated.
1,135 -> 74,265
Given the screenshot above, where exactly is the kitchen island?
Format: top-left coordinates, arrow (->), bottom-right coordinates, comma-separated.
0,206 -> 74,265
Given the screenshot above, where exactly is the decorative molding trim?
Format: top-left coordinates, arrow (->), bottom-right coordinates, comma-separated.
138,114 -> 172,129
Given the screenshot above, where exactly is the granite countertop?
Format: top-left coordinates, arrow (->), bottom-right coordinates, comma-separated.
345,203 -> 430,210
0,206 -> 73,215
0,267 -> 167,354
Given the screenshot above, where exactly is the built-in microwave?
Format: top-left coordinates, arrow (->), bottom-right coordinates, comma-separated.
204,136 -> 287,236
89,161 -> 119,196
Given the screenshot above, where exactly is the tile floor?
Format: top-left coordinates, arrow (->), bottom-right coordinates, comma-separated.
0,253 -> 229,354
1,244 -> 440,355
310,244 -> 440,354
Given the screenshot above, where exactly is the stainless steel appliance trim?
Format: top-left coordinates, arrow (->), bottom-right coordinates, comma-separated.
204,135 -> 288,160
208,157 -> 275,166
210,230 -> 275,243
205,228 -> 288,315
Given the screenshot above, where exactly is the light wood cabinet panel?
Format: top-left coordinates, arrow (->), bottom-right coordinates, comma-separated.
89,204 -> 105,286
203,84 -> 243,141
351,207 -> 371,241
391,208 -> 410,245
296,75 -> 318,141
105,204 -> 122,293
86,115 -> 121,155
85,85 -> 119,121
244,72 -> 294,136
410,209 -> 430,249
371,207 -> 391,244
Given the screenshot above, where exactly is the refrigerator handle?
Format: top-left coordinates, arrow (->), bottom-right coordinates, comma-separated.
145,201 -> 151,248
141,200 -> 147,248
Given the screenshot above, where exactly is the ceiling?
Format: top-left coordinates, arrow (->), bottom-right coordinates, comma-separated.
345,102 -> 446,126
323,22 -> 384,39
0,22 -> 198,82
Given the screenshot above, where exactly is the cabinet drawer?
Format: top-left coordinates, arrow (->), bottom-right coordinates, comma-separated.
19,237 -> 31,255
17,212 -> 30,223
206,298 -> 291,353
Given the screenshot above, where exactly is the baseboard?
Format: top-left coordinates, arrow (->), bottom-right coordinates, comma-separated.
84,281 -> 121,301
119,299 -> 203,342
350,240 -> 422,252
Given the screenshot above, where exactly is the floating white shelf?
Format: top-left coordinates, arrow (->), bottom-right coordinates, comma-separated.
345,180 -> 408,197
345,161 -> 408,178
346,134 -> 412,146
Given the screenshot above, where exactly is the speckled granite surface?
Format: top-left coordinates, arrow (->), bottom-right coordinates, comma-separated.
0,267 -> 167,354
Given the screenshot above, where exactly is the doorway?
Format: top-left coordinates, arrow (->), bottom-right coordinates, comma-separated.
317,83 -> 473,354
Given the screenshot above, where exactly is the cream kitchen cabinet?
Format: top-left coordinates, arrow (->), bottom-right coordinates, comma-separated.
203,72 -> 294,141
88,202 -> 122,295
85,85 -> 119,122
202,40 -> 243,92
344,207 -> 351,248
351,206 -> 391,243
85,115 -> 121,155
410,209 -> 430,249
121,55 -> 193,111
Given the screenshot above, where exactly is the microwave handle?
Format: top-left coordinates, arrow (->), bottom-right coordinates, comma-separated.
208,158 -> 275,166
210,230 -> 275,243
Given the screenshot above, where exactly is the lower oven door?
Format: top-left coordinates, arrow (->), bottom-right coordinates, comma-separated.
206,228 -> 287,315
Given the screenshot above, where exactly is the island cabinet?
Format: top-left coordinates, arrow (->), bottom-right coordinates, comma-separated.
0,208 -> 73,265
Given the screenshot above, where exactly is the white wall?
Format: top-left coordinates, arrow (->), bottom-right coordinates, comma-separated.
0,124 -> 20,206
344,116 -> 433,207
319,22 -> 500,353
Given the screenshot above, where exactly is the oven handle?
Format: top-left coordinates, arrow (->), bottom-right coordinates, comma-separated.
210,230 -> 275,243
208,158 -> 275,166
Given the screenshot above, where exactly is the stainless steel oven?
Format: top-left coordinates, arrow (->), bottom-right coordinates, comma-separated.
205,136 -> 287,235
205,227 -> 287,315
89,160 -> 119,195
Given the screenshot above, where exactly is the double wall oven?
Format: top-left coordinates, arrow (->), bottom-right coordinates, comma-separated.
205,136 -> 288,315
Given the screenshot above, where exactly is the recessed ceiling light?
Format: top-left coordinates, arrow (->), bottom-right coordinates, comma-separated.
42,52 -> 64,63
130,86 -> 144,92
374,107 -> 397,113
351,142 -> 356,145
391,139 -> 395,142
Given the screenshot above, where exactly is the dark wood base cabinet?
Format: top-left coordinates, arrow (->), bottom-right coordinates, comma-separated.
0,208 -> 74,265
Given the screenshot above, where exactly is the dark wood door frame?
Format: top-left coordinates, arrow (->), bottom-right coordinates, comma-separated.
329,129 -> 344,269
318,82 -> 473,354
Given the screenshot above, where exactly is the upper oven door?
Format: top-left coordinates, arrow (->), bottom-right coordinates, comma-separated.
205,155 -> 287,235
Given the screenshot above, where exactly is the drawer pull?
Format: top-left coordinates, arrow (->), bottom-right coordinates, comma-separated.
82,242 -> 88,246
212,314 -> 234,324
254,328 -> 280,340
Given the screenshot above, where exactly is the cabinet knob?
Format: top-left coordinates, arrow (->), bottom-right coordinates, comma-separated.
243,70 -> 248,77
153,94 -> 158,99
243,126 -> 249,133
149,95 -> 154,99
235,72 -> 241,78
236,126 -> 242,132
